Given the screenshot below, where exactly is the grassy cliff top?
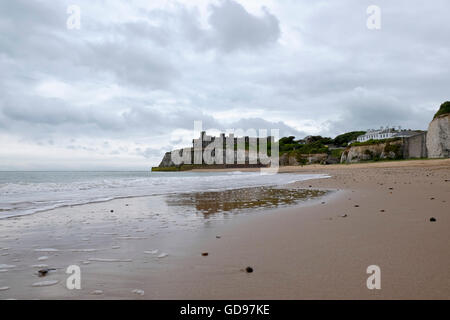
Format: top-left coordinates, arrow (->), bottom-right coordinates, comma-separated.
350,138 -> 401,147
434,101 -> 450,119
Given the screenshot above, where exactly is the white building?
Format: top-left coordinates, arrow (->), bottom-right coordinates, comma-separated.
357,127 -> 400,143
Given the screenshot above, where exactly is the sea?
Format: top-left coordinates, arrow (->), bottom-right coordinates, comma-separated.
0,171 -> 329,219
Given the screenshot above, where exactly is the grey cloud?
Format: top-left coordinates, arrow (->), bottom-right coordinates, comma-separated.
0,92 -> 222,141
117,21 -> 171,47
137,147 -> 171,159
207,0 -> 280,52
226,117 -> 305,138
83,42 -> 178,90
324,88 -> 432,136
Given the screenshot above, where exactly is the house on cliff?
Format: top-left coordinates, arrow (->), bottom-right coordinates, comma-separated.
356,127 -> 423,143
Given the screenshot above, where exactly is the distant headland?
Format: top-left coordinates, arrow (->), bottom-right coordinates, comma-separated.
153,101 -> 449,171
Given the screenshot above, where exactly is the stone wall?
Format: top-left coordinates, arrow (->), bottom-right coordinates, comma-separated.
402,132 -> 427,158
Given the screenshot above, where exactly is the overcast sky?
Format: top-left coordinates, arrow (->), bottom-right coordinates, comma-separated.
0,0 -> 449,170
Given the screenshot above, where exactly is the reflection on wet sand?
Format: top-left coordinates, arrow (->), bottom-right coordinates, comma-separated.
165,187 -> 328,215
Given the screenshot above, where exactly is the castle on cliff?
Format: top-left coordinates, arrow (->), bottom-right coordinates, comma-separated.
158,131 -> 275,168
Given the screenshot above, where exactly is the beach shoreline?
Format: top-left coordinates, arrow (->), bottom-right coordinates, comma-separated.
0,159 -> 449,299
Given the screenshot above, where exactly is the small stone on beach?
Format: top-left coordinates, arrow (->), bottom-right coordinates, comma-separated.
201,252 -> 209,256
430,217 -> 436,222
37,268 -> 56,277
144,250 -> 158,254
245,267 -> 254,273
132,289 -> 145,296
71,248 -> 97,252
32,280 -> 59,287
91,290 -> 104,295
34,248 -> 59,252
340,214 -> 348,218
88,258 -> 132,262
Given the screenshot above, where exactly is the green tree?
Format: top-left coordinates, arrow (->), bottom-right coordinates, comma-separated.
433,101 -> 450,119
333,131 -> 366,147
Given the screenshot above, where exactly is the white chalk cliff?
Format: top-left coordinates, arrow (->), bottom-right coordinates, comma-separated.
426,113 -> 449,158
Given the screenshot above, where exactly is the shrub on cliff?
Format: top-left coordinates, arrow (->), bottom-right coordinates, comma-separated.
384,142 -> 402,159
295,154 -> 308,166
279,136 -> 330,154
433,101 -> 450,119
333,131 -> 366,147
296,141 -> 329,154
330,148 -> 343,159
350,138 -> 400,147
279,136 -> 299,153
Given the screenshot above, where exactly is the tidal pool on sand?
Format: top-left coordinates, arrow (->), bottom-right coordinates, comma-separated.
165,187 -> 329,216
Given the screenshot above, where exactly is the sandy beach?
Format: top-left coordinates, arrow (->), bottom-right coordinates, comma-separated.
0,159 -> 449,299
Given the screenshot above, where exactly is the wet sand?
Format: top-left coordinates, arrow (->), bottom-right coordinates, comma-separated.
0,159 -> 449,299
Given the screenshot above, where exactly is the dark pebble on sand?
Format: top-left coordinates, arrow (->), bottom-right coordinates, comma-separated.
216,236 -> 221,239
389,187 -> 394,190
38,269 -> 48,277
38,268 -> 55,277
430,217 -> 436,222
245,267 -> 253,273
110,210 -> 114,213
354,205 -> 359,207
380,209 -> 385,212
201,252 -> 209,256
430,197 -> 435,200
